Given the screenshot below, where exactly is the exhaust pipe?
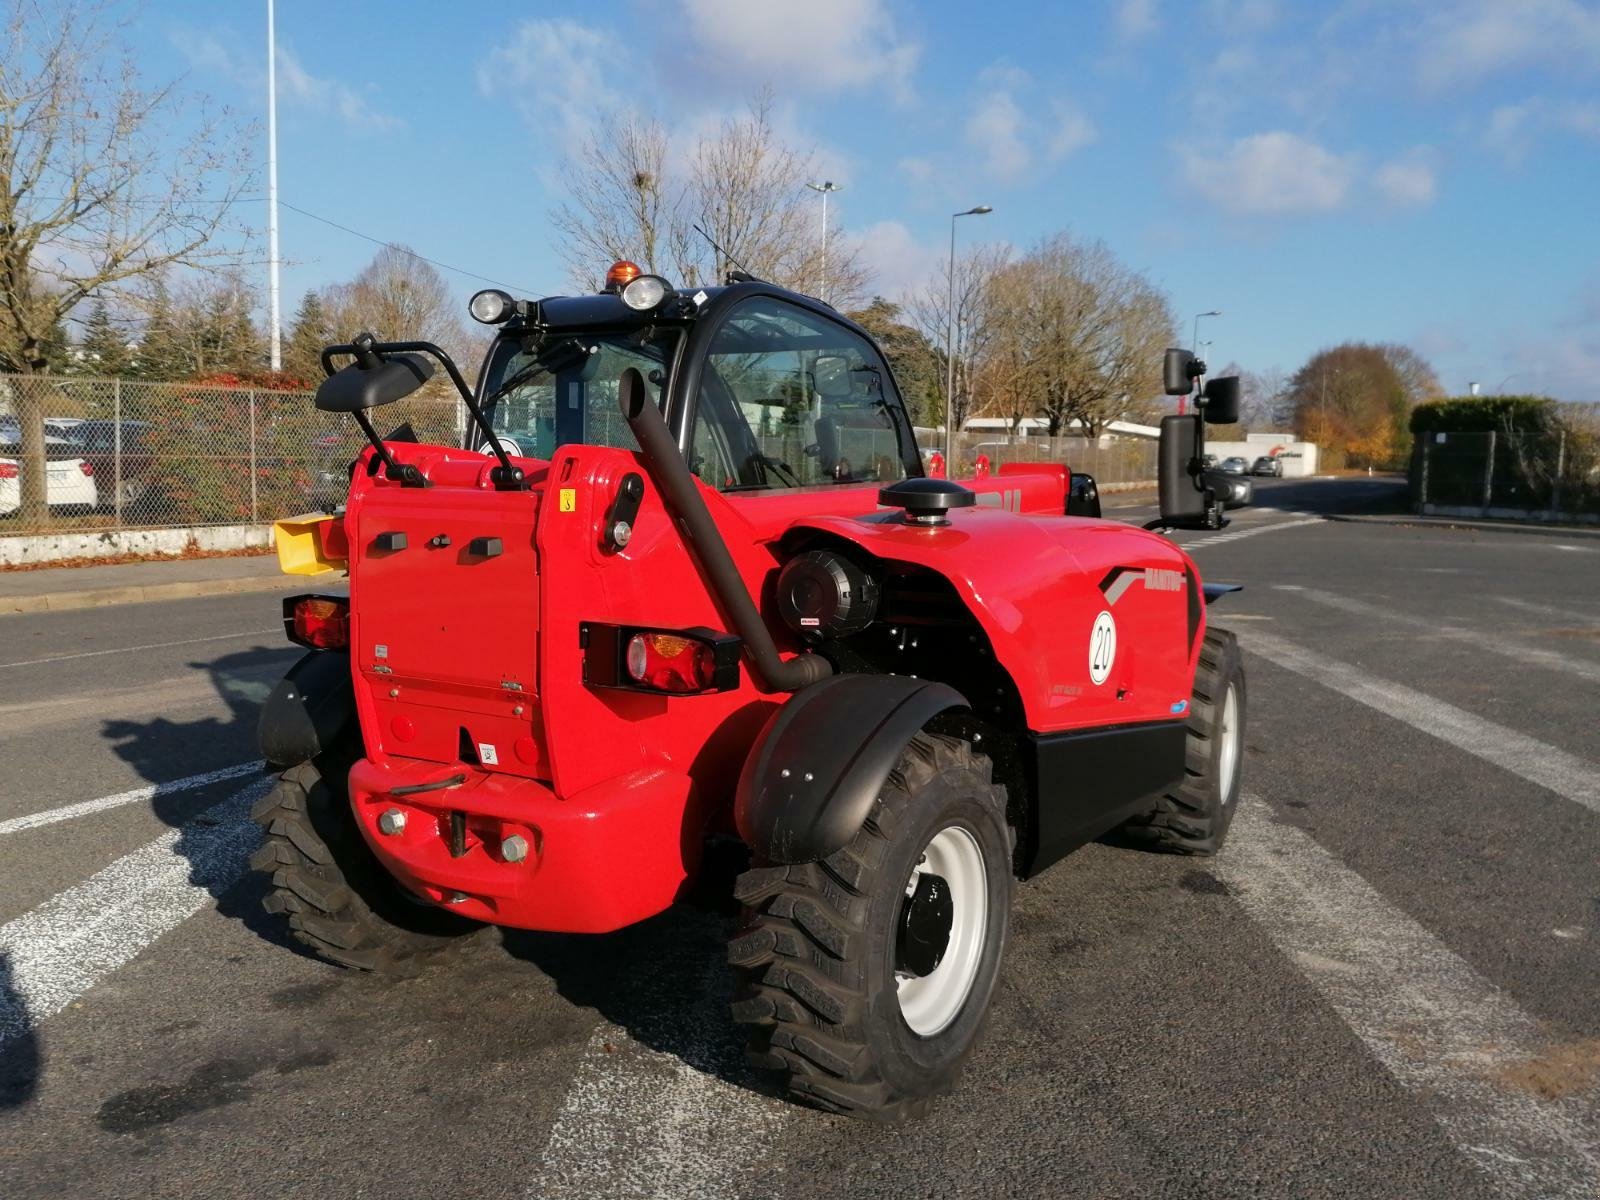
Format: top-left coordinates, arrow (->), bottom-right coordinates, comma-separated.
618,368 -> 831,692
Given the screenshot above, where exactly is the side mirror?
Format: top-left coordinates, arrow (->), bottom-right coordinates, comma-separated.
1163,348 -> 1197,396
1154,413 -> 1222,530
1067,472 -> 1101,519
315,351 -> 434,413
812,355 -> 851,399
1201,375 -> 1241,425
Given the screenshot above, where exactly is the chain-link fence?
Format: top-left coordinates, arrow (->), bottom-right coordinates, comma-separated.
1414,429 -> 1600,519
0,374 -> 462,535
914,431 -> 1158,488
0,374 -> 1162,537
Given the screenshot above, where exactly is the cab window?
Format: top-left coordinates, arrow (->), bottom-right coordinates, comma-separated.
689,298 -> 915,491
480,328 -> 677,458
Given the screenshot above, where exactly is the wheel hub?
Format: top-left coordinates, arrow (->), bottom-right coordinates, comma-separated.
896,871 -> 954,978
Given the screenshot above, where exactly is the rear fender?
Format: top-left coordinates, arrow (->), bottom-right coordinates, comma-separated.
735,674 -> 967,864
257,649 -> 355,768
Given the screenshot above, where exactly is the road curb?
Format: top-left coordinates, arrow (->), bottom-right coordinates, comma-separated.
1324,512 -> 1600,540
1,573 -> 305,617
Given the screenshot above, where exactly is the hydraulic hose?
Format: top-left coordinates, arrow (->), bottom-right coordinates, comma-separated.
617,368 -> 831,693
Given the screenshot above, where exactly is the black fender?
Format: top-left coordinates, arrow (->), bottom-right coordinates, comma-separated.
734,674 -> 968,865
257,650 -> 355,768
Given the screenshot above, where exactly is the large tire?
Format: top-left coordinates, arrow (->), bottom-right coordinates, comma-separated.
250,751 -> 479,970
1121,625 -> 1246,855
729,733 -> 1011,1123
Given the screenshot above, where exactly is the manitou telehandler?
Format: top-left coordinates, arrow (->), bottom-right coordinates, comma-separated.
253,262 -> 1244,1121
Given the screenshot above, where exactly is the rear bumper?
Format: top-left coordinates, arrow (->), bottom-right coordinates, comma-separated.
347,757 -> 702,933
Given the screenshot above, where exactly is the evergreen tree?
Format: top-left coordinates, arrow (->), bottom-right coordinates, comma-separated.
133,279 -> 186,381
71,297 -> 132,377
284,290 -> 332,383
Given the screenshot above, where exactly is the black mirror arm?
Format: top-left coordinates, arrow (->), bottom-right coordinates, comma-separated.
322,338 -> 525,490
351,408 -> 426,487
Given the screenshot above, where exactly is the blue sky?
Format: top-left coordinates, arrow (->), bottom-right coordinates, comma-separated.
133,0 -> 1600,399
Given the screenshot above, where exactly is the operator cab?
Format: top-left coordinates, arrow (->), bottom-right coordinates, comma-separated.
466,263 -> 924,495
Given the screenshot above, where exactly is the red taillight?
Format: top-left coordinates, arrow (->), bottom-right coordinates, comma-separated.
78,460 -> 93,476
625,632 -> 718,693
285,595 -> 349,649
0,462 -> 17,479
583,623 -> 740,695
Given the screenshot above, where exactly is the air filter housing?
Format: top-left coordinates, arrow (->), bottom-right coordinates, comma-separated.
776,550 -> 879,641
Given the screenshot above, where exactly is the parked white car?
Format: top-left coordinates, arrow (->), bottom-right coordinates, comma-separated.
0,431 -> 99,516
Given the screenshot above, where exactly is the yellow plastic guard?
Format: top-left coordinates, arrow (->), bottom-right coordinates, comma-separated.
274,513 -> 343,576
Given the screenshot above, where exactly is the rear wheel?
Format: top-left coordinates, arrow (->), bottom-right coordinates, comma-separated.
1120,626 -> 1246,855
729,733 -> 1011,1122
251,745 -> 479,970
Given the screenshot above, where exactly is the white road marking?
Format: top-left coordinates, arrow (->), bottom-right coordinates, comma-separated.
0,762 -> 264,836
1180,515 -> 1323,550
1238,629 -> 1600,815
1279,585 -> 1600,685
1219,797 -> 1600,1199
1492,596 -> 1600,626
0,628 -> 279,670
0,777 -> 269,1049
533,958 -> 788,1200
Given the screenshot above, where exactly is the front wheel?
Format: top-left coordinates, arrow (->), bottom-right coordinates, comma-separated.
729,733 -> 1012,1122
1120,625 -> 1246,854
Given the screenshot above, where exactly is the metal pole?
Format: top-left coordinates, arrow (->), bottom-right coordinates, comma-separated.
1418,439 -> 1430,510
819,188 -> 828,303
113,378 -> 123,526
944,215 -> 956,463
266,0 -> 282,371
1482,430 -> 1495,513
1552,430 -> 1566,515
249,392 -> 259,523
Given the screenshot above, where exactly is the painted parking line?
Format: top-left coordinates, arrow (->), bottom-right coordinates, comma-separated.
0,777 -> 269,1050
1281,585 -> 1600,685
1492,596 -> 1600,627
0,628 -> 280,670
1218,797 -> 1600,1199
0,762 -> 264,836
1179,515 -> 1324,550
1238,629 -> 1600,815
533,957 -> 788,1200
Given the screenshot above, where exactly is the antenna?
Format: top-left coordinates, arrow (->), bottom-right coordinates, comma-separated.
692,223 -> 757,284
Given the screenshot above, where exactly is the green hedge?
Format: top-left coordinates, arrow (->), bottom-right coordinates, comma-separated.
1409,395 -> 1557,434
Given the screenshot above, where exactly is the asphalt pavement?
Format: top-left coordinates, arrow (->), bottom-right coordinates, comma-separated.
3,475 -> 1598,1199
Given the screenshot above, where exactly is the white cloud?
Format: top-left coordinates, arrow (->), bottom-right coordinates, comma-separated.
1114,0 -> 1160,39
678,0 -> 920,101
963,69 -> 1096,183
479,19 -> 622,142
170,28 -> 402,133
1048,102 -> 1097,160
275,47 -> 402,134
1484,97 -> 1600,162
1419,0 -> 1600,88
848,220 -> 939,301
1182,132 -> 1356,215
1374,148 -> 1438,207
965,90 -> 1031,181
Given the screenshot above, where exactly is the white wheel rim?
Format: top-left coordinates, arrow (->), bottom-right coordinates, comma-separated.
1218,682 -> 1241,801
896,824 -> 988,1037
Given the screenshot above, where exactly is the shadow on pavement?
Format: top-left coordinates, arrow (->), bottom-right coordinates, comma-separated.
100,644 -> 306,958
1247,473 -> 1409,515
499,899 -> 776,1098
0,953 -> 40,1110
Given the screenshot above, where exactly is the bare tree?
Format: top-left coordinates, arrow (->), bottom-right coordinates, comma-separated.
972,233 -> 1175,439
0,0 -> 254,518
550,93 -> 869,305
905,243 -> 1008,431
322,244 -> 486,410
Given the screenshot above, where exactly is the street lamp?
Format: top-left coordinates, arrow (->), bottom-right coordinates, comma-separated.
945,205 -> 993,460
1191,310 -> 1221,355
806,181 -> 841,303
